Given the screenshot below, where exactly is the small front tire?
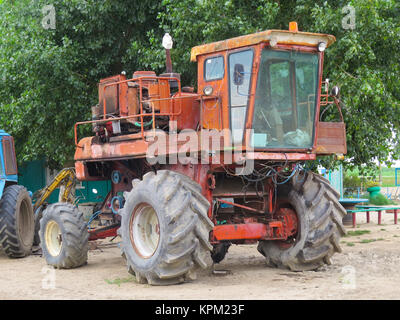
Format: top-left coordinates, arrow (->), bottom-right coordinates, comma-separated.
39,203 -> 89,269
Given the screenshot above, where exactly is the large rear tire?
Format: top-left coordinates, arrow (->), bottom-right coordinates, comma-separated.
0,185 -> 34,258
257,171 -> 347,271
39,203 -> 89,268
119,170 -> 214,285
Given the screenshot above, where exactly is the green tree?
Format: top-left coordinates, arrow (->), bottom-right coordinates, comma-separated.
0,0 -> 161,168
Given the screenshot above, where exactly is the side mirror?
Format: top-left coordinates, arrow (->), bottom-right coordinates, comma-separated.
233,64 -> 244,85
330,86 -> 340,97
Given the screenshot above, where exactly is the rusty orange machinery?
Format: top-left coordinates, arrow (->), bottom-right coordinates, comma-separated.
94,71 -> 199,132
74,70 -> 204,180
75,25 -> 346,170
74,24 -> 347,243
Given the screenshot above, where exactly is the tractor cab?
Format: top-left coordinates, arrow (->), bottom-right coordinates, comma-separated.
192,22 -> 346,156
252,48 -> 319,148
0,130 -> 18,191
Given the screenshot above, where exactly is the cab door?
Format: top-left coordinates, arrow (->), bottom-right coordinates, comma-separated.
228,49 -> 254,145
199,54 -> 226,130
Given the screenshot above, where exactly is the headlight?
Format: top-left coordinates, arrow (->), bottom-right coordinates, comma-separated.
203,86 -> 213,96
318,42 -> 327,52
331,86 -> 340,97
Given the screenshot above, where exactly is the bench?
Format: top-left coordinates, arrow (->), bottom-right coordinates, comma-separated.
346,205 -> 400,228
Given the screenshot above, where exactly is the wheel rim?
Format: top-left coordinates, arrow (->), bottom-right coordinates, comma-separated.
130,203 -> 160,259
45,220 -> 63,257
18,198 -> 32,247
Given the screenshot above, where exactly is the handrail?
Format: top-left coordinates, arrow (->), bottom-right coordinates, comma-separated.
101,75 -> 182,118
319,81 -> 344,122
102,76 -> 182,139
74,75 -> 204,146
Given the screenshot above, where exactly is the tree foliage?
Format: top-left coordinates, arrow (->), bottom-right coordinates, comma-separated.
0,0 -> 161,168
0,0 -> 399,171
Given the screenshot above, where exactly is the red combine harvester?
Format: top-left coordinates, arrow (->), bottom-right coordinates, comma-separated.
39,22 -> 347,285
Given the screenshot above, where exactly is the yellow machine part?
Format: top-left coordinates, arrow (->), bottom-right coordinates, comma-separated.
32,168 -> 76,211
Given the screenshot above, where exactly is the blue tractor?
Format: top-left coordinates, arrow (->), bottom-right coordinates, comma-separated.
0,130 -> 34,258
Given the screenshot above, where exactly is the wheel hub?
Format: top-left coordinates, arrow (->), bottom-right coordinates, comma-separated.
45,220 -> 62,257
130,203 -> 160,259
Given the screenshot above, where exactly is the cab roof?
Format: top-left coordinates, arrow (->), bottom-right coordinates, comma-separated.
190,28 -> 336,62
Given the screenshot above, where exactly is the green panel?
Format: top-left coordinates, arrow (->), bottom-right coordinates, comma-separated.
80,180 -> 111,203
48,188 -> 60,203
18,159 -> 111,205
18,160 -> 46,194
49,180 -> 111,204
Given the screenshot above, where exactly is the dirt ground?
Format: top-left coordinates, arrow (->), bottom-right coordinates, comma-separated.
1,212 -> 400,300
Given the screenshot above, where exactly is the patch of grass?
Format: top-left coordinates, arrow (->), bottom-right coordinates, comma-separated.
344,230 -> 371,237
346,242 -> 355,247
359,239 -> 376,244
358,238 -> 384,244
105,276 -> 136,286
380,228 -> 386,231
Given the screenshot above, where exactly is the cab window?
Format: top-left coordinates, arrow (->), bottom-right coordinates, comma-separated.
204,56 -> 224,81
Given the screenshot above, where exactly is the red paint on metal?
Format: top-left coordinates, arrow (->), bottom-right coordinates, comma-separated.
213,223 -> 268,240
212,221 -> 288,241
276,207 -> 298,237
88,225 -> 119,241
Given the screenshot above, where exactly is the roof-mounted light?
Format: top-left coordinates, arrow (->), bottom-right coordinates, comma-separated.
289,21 -> 298,32
270,36 -> 278,47
318,41 -> 327,52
